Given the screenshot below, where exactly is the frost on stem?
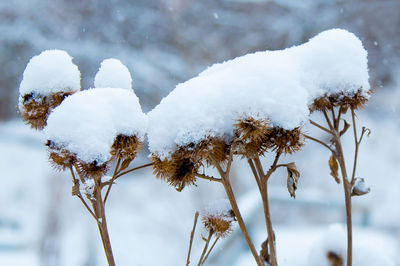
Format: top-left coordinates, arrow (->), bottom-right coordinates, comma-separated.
18,50 -> 81,129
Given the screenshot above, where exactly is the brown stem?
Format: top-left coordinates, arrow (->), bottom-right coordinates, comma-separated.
103,156 -> 122,204
194,173 -> 222,183
304,134 -> 335,154
254,155 -> 279,266
92,181 -> 116,266
186,212 -> 199,266
201,236 -> 220,265
322,109 -> 352,266
210,155 -> 263,266
197,231 -> 213,266
310,119 -> 334,135
114,162 -> 153,179
350,108 -> 359,186
333,134 -> 352,266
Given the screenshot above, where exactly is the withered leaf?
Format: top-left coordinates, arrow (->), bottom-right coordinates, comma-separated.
286,162 -> 300,198
339,120 -> 351,136
119,158 -> 134,172
329,154 -> 340,184
71,179 -> 80,196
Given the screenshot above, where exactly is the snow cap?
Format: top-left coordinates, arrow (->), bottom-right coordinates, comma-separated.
19,49 -> 81,97
45,87 -> 147,164
94,58 -> 133,90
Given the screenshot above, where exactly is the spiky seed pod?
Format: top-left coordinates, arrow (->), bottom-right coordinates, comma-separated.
75,160 -> 109,181
265,127 -> 304,154
193,137 -> 230,165
19,91 -> 74,130
202,208 -> 235,238
46,140 -> 77,171
234,118 -> 272,158
309,89 -> 370,113
151,151 -> 200,191
110,135 -> 142,160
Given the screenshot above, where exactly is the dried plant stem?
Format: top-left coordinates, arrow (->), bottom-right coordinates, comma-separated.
201,236 -> 220,265
194,173 -> 222,183
303,134 -> 335,154
210,154 -> 263,266
103,156 -> 122,204
186,212 -> 199,266
253,154 -> 280,266
312,109 -> 355,266
92,182 -> 116,266
114,162 -> 154,178
197,231 -> 213,266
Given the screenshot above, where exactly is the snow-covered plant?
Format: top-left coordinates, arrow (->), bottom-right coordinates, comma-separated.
186,199 -> 236,266
18,28 -> 371,266
18,50 -> 81,129
18,55 -> 150,266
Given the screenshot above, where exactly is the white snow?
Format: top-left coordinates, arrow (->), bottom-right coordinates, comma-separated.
352,177 -> 371,195
203,199 -> 233,220
19,49 -> 81,98
94,58 -> 133,90
147,29 -> 369,159
45,87 -> 147,164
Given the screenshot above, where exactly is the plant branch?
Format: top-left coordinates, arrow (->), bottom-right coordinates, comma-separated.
69,166 -> 96,220
201,236 -> 220,265
194,173 -> 222,183
323,110 -> 334,130
197,231 -> 213,266
114,162 -> 154,179
186,212 -> 199,266
310,119 -> 334,134
103,156 -> 122,204
303,134 -> 335,154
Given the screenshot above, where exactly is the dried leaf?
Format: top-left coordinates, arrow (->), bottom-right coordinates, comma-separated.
329,155 -> 340,184
339,120 -> 351,136
259,239 -> 270,264
71,179 -> 79,196
286,162 -> 300,198
119,158 -> 134,172
340,106 -> 348,114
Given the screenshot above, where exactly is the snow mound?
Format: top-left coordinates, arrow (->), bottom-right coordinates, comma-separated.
94,58 -> 133,90
45,88 -> 147,164
19,49 -> 81,97
147,29 -> 369,159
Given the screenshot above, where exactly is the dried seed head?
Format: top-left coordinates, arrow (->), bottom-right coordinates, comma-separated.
193,137 -> 230,165
310,89 -> 370,113
234,118 -> 272,158
202,200 -> 235,238
75,160 -> 109,180
110,134 -> 142,160
151,151 -> 200,191
265,127 -> 304,154
19,91 -> 74,130
47,140 -> 77,171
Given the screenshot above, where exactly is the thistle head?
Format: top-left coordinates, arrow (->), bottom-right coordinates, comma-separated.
310,89 -> 371,113
202,199 -> 236,238
110,134 -> 142,160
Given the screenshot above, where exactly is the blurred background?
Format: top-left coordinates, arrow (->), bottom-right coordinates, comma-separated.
0,0 -> 399,265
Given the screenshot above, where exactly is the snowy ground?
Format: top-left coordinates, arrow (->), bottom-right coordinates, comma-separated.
1,88 -> 399,266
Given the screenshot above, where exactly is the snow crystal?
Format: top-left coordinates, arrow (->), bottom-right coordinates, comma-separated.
147,29 -> 369,159
94,58 -> 132,90
19,50 -> 81,97
45,87 -> 147,164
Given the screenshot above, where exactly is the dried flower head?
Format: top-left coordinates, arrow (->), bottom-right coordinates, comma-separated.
310,89 -> 370,113
151,151 -> 200,191
202,199 -> 235,238
75,160 -> 109,180
110,134 -> 142,160
46,140 -> 77,170
264,127 -> 304,154
193,137 -> 230,165
19,91 -> 74,130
